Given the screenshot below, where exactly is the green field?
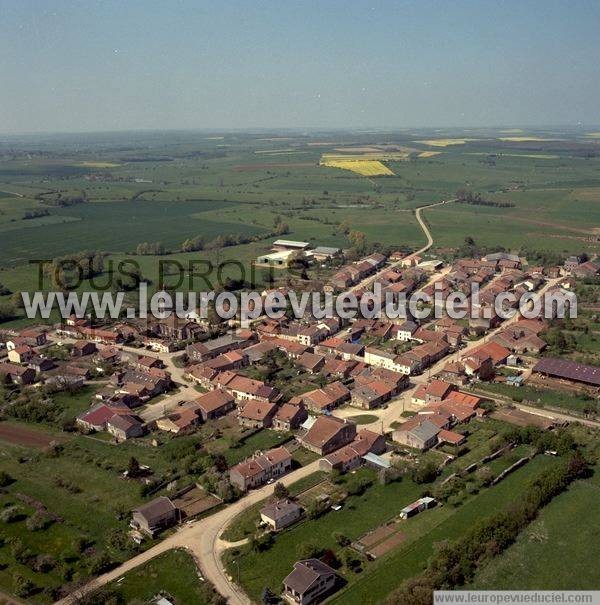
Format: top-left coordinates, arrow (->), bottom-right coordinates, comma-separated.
102,549 -> 218,604
1,129 -> 600,324
469,467 -> 600,590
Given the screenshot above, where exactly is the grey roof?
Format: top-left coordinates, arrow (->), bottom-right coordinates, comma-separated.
260,498 -> 301,521
533,357 -> 600,387
312,246 -> 340,255
362,452 -> 391,468
107,414 -> 141,432
409,420 -> 440,443
283,559 -> 336,594
133,496 -> 176,523
397,320 -> 418,333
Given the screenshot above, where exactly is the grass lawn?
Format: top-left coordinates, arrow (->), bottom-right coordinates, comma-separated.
344,414 -> 379,425
209,429 -> 292,467
469,466 -> 600,590
103,549 -> 218,604
472,382 -> 597,416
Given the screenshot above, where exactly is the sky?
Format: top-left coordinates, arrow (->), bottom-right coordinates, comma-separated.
1,0 -> 600,134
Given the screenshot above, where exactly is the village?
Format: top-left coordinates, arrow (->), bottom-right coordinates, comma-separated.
1,239 -> 598,605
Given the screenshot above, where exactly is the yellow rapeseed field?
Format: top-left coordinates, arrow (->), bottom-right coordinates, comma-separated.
321,158 -> 394,176
417,151 -> 442,158
415,138 -> 477,147
77,161 -> 121,168
497,136 -> 559,142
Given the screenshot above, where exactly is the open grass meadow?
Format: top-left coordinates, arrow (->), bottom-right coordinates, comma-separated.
103,549 -> 217,604
469,466 -> 600,590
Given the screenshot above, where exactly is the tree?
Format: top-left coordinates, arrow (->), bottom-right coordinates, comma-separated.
296,540 -> 321,559
410,460 -> 438,484
348,230 -> 367,254
127,456 -> 141,478
261,585 -> 277,605
12,573 -> 37,598
0,471 -> 13,487
273,482 -> 289,500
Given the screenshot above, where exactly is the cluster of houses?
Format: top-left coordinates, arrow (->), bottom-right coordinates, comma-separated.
393,380 -> 485,450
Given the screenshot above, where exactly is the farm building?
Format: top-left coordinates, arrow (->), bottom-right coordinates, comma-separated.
256,250 -> 296,267
272,239 -> 310,251
533,358 -> 600,388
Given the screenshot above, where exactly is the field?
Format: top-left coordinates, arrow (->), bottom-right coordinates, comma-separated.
103,549 -> 217,603
1,127 -> 600,326
320,158 -> 395,176
0,422 -> 59,448
469,467 -> 600,590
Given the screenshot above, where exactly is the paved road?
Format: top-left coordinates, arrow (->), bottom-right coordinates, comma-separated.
55,460 -> 320,605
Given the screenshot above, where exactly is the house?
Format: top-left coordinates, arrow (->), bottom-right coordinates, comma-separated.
392,417 -> 442,451
135,355 -> 164,371
72,340 -> 97,357
296,352 -> 325,374
572,260 -> 600,279
215,371 -> 279,403
79,326 -> 124,344
273,403 -> 308,431
131,496 -> 178,537
282,559 -> 339,605
194,389 -> 236,421
364,347 -> 414,375
152,317 -> 206,342
28,356 -> 56,373
350,379 -> 399,409
202,350 -> 249,373
238,399 -> 278,429
8,345 -> 35,364
394,320 -> 419,341
156,407 -> 202,434
422,379 -> 455,403
229,446 -> 292,491
309,246 -> 341,262
297,325 -> 329,347
19,326 -> 48,346
186,332 -> 252,363
76,403 -> 131,432
469,341 -> 511,366
321,358 -> 357,380
301,381 -> 350,413
318,429 -> 386,474
260,499 -> 302,531
299,416 -> 356,456
106,414 -> 144,441
98,346 -> 121,365
0,363 -> 36,385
